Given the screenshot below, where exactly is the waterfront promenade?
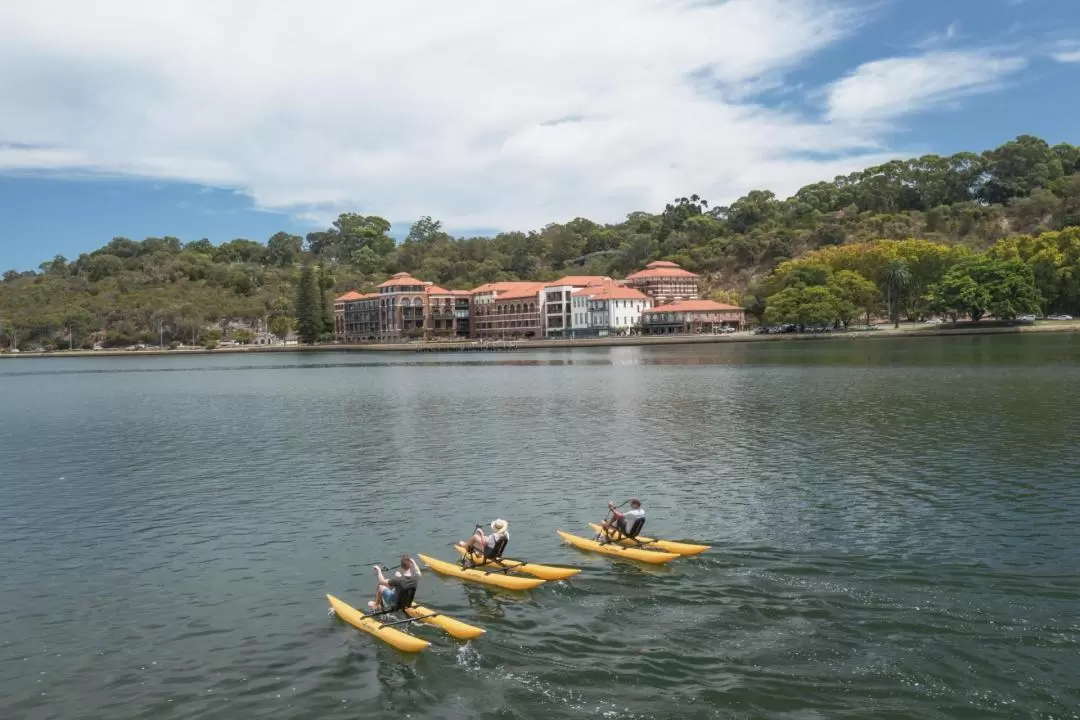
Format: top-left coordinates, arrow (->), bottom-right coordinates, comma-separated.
3,320 -> 1078,359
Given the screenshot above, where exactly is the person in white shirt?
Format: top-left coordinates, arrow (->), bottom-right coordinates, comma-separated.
459,518 -> 510,566
596,498 -> 646,541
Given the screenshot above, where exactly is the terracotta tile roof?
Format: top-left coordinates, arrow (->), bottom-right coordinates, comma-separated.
642,299 -> 742,313
571,285 -> 650,301
471,281 -> 542,295
334,291 -> 365,302
547,275 -> 613,287
378,272 -> 426,288
495,282 -> 546,301
425,286 -> 471,297
625,261 -> 699,280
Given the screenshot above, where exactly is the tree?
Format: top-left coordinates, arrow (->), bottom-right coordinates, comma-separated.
828,270 -> 880,325
215,238 -> 267,264
762,286 -> 845,327
269,315 -> 294,342
314,213 -> 395,263
295,263 -> 320,344
317,266 -> 333,339
266,232 -> 303,267
884,260 -> 911,328
926,259 -> 1042,322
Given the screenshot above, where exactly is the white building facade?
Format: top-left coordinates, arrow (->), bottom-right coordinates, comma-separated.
541,275 -> 612,338
570,284 -> 652,337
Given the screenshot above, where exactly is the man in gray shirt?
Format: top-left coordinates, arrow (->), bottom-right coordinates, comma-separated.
597,498 -> 645,540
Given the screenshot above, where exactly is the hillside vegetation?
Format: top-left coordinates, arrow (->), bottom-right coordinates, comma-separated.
2,134 -> 1080,349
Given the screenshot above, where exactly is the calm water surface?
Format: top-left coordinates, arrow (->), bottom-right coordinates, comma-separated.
2,334 -> 1079,719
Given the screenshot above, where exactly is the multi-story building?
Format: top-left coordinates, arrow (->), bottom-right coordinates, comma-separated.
338,292 -> 379,340
471,282 -> 546,339
542,275 -> 612,338
335,262 -> 739,343
640,299 -> 745,334
334,291 -> 366,338
623,261 -> 700,306
570,283 -> 652,337
425,286 -> 473,338
334,272 -> 471,342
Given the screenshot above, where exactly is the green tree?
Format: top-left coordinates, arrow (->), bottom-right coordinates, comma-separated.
295,263 -> 320,344
828,270 -> 880,325
763,286 -> 845,327
884,260 -> 911,328
927,259 -> 1042,322
317,266 -> 333,338
269,315 -> 294,342
267,232 -> 303,267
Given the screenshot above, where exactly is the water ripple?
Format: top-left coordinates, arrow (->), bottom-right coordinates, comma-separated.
2,336 -> 1079,719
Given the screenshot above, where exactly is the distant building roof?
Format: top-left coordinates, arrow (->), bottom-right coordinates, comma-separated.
340,292 -> 378,302
642,299 -> 742,313
334,291 -> 365,302
471,281 -> 541,295
547,275 -> 613,288
572,284 -> 650,301
625,261 -> 699,280
377,272 -> 427,288
495,282 -> 547,301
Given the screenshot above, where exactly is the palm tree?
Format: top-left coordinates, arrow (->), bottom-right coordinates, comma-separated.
884,260 -> 911,328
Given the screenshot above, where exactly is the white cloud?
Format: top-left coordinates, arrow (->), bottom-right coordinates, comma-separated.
915,21 -> 961,50
1051,49 -> 1080,63
0,145 -> 90,170
0,1 -> 1025,232
824,50 -> 1027,127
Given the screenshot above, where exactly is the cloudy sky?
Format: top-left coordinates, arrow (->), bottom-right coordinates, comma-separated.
1,0 -> 1079,269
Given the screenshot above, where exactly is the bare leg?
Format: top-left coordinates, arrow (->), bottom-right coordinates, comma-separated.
369,581 -> 390,612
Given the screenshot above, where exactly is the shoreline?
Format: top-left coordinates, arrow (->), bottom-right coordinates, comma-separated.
2,321 -> 1078,359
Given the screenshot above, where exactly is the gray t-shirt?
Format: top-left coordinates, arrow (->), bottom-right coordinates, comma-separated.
389,572 -> 418,593
622,507 -> 645,525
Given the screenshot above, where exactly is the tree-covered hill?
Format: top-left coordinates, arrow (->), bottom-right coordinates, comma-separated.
2,134 -> 1079,349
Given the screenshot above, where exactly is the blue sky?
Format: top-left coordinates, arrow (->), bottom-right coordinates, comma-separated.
1,0 -> 1079,271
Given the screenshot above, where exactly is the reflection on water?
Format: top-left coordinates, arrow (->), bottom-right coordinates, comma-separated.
3,332 -> 1079,379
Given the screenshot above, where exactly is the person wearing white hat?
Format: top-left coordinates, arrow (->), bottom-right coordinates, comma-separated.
459,518 -> 510,567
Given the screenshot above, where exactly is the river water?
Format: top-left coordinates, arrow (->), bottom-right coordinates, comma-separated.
1,334 -> 1078,720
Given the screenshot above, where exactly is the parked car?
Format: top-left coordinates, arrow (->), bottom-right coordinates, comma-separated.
1048,314 -> 1074,320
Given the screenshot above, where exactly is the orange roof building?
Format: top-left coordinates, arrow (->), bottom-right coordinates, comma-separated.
334,272 -> 471,343
547,275 -> 614,288
540,276 -> 624,338
623,260 -> 699,306
470,282 -> 546,339
569,282 -> 653,337
641,298 -> 745,334
334,291 -> 366,302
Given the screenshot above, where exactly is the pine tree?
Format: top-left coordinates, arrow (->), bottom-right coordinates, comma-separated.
317,266 -> 332,339
295,263 -> 319,344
